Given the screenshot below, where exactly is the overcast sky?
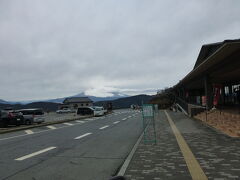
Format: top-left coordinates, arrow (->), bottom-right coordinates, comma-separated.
0,0 -> 239,101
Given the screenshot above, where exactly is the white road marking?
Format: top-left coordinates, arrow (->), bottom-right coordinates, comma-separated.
15,147 -> 57,161
0,120 -> 85,141
74,133 -> 92,140
99,125 -> 109,130
25,130 -> 34,134
75,120 -> 85,123
128,116 -> 132,118
122,118 -> 127,121
113,121 -> 120,124
63,123 -> 73,126
85,118 -> 94,121
47,125 -> 56,130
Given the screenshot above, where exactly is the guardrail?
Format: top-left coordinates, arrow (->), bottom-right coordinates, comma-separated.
175,97 -> 189,114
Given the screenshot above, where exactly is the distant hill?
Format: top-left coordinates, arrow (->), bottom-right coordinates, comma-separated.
0,99 -> 8,104
0,99 -> 19,104
0,92 -> 129,104
94,94 -> 153,109
0,102 -> 60,112
46,92 -> 129,103
0,94 -> 152,111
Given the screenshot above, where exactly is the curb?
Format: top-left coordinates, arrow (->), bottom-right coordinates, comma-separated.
117,130 -> 144,176
0,115 -> 93,134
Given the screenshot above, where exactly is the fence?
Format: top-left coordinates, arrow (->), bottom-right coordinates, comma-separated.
142,104 -> 157,144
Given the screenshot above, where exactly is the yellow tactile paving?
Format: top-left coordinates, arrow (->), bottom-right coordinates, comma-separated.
164,110 -> 208,180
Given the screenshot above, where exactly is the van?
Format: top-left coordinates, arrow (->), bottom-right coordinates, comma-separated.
77,107 -> 94,116
17,109 -> 45,125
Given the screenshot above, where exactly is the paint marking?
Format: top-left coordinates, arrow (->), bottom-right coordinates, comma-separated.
122,118 -> 127,121
25,130 -> 34,134
128,116 -> 132,118
15,147 -> 56,161
63,123 -> 73,126
47,125 -> 56,130
75,120 -> 85,123
113,121 -> 120,124
74,133 -> 92,140
99,125 -> 109,130
164,110 -> 207,180
0,120 -> 85,141
85,118 -> 94,121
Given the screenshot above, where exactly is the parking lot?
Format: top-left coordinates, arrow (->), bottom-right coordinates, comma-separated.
44,112 -> 80,122
0,112 -> 85,133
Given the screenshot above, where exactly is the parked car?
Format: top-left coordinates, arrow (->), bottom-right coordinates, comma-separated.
56,108 -> 72,114
16,108 -> 45,125
0,108 -> 24,127
77,107 -> 94,116
0,110 -> 8,127
93,106 -> 105,116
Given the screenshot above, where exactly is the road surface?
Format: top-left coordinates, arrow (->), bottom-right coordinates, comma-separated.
0,109 -> 142,180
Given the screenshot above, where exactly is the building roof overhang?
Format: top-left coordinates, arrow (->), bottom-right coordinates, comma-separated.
174,41 -> 240,89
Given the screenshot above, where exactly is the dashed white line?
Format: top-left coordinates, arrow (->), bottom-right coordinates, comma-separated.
85,118 -> 94,121
99,125 -> 109,130
25,130 -> 34,134
47,125 -> 56,130
15,147 -> 57,161
63,123 -> 73,126
74,133 -> 92,140
75,120 -> 85,123
122,118 -> 127,121
113,121 -> 120,124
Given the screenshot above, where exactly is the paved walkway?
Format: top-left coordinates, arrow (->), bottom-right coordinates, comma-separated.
124,110 -> 240,180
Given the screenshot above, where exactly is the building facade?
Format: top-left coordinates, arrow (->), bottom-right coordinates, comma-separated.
173,39 -> 240,116
59,97 -> 93,110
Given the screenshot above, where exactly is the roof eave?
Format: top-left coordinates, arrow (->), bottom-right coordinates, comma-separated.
175,41 -> 240,88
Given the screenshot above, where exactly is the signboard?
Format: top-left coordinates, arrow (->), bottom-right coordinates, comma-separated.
142,104 -> 154,117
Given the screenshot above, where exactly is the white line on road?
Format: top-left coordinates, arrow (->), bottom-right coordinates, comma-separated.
85,118 -> 93,121
113,121 -> 120,124
25,130 -> 34,134
63,123 -> 73,126
15,147 -> 57,161
0,120 -> 85,141
99,125 -> 109,130
122,118 -> 127,121
128,116 -> 132,118
74,133 -> 92,140
75,120 -> 85,123
47,125 -> 56,130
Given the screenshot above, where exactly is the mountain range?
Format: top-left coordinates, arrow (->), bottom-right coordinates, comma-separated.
0,92 -> 129,105
0,94 -> 153,111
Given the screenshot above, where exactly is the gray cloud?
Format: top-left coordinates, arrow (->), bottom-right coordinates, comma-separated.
0,0 -> 240,100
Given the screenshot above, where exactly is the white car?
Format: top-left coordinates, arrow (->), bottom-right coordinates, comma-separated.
93,107 -> 105,116
56,108 -> 71,114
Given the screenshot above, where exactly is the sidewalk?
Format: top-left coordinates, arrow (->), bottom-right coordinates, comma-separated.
124,110 -> 240,180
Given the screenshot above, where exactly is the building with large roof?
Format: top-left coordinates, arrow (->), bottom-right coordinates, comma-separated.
173,39 -> 240,136
59,97 -> 93,110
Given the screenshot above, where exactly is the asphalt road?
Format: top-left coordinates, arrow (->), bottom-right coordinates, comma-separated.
0,109 -> 142,180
